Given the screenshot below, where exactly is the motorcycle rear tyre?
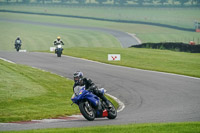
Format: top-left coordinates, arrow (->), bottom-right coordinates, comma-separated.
107,101 -> 117,119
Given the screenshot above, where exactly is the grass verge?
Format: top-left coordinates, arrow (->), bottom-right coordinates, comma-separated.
0,59 -> 77,122
63,47 -> 200,78
1,5 -> 200,29
0,59 -> 119,123
1,122 -> 200,133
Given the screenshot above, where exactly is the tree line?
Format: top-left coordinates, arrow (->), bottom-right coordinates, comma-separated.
3,0 -> 200,6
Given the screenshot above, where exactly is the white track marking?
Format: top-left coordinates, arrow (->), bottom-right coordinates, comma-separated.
0,57 -> 15,64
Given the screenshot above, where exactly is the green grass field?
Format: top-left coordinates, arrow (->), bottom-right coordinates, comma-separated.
0,59 -> 77,122
1,122 -> 200,133
0,13 -> 121,51
1,5 -> 200,29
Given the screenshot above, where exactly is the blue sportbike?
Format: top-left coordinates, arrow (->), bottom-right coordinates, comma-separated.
71,86 -> 117,121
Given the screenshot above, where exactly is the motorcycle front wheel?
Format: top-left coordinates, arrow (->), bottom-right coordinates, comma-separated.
57,52 -> 61,57
79,101 -> 95,121
16,46 -> 20,52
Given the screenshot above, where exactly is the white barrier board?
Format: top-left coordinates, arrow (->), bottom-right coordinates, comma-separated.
108,54 -> 121,61
19,50 -> 27,52
50,47 -> 56,52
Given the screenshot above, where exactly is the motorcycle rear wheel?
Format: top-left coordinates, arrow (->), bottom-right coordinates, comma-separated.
107,101 -> 117,119
79,101 -> 95,121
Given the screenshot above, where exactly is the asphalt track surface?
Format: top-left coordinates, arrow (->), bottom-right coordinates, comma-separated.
0,52 -> 200,131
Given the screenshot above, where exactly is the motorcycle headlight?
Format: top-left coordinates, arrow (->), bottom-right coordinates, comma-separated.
57,45 -> 62,48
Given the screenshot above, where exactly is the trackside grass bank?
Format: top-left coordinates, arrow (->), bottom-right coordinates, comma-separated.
1,12 -> 200,46
1,122 -> 200,133
1,5 -> 200,29
63,47 -> 200,78
0,14 -> 121,51
0,59 -> 118,122
0,59 -> 76,122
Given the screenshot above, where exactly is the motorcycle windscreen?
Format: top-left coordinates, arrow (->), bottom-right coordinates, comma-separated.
74,86 -> 85,96
71,86 -> 85,103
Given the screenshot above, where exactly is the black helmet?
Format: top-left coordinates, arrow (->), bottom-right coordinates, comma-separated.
73,71 -> 83,84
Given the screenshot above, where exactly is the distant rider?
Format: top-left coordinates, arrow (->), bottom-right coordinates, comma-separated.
54,36 -> 64,53
73,71 -> 112,108
14,36 -> 22,49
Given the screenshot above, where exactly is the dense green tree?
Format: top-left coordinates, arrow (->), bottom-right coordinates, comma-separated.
159,0 -> 168,5
137,0 -> 145,5
75,0 -> 86,4
95,0 -> 107,4
37,0 -> 45,4
112,0 -> 129,5
22,0 -> 30,3
197,0 -> 200,5
179,0 -> 189,5
173,0 -> 190,5
61,0 -> 70,3
119,0 -> 128,5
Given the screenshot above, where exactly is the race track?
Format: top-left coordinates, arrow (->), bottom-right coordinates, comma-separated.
0,13 -> 200,131
0,51 -> 200,131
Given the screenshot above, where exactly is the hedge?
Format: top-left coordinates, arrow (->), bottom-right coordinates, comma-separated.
131,42 -> 200,53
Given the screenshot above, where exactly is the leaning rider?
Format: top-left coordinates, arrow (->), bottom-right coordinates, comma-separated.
54,36 -> 64,53
73,71 -> 112,108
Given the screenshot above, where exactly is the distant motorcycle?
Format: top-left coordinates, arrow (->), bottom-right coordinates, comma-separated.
15,40 -> 21,52
55,44 -> 63,57
71,86 -> 117,121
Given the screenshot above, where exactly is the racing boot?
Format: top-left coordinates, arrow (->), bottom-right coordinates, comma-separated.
100,94 -> 112,109
105,100 -> 112,109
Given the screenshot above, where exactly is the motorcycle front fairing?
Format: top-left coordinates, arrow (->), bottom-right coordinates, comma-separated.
55,44 -> 63,52
71,86 -> 100,108
71,89 -> 87,104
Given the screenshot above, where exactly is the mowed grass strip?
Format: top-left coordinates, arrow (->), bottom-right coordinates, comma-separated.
0,14 -> 121,51
1,122 -> 200,133
0,59 -> 79,122
63,47 -> 200,78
